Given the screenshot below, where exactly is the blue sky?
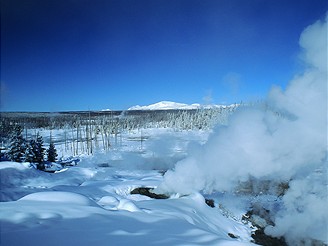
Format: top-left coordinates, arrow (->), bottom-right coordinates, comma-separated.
1,0 -> 327,111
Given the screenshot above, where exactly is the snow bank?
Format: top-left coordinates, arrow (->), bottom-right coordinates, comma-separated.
19,191 -> 95,206
98,195 -> 120,209
0,168 -> 256,246
0,162 -> 42,201
0,161 -> 31,170
117,198 -> 141,212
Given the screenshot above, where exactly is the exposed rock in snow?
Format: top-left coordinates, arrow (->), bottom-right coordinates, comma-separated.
130,187 -> 169,199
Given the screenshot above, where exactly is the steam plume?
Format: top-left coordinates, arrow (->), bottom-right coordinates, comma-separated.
158,14 -> 327,244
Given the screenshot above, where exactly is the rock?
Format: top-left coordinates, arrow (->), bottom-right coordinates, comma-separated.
251,228 -> 287,246
242,204 -> 287,246
97,163 -> 110,167
242,203 -> 274,228
205,198 -> 215,208
251,214 -> 268,228
228,233 -> 238,239
130,187 -> 169,199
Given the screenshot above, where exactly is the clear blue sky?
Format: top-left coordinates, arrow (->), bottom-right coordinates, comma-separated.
1,0 -> 327,111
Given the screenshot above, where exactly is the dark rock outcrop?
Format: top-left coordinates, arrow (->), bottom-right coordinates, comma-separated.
205,198 -> 215,208
130,187 -> 169,199
242,204 -> 287,246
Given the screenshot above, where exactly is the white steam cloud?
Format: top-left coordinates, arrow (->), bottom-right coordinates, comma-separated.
158,14 -> 327,244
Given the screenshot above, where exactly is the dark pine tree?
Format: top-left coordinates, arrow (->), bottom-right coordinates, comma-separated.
24,139 -> 37,163
7,125 -> 26,162
47,142 -> 58,162
35,134 -> 45,170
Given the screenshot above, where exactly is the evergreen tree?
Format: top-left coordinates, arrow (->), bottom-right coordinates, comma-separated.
23,134 -> 46,170
47,142 -> 57,162
24,139 -> 37,163
7,125 -> 26,162
35,134 -> 45,169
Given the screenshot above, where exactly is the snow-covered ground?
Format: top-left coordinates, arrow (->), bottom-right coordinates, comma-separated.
0,129 -> 257,245
1,123 -> 326,246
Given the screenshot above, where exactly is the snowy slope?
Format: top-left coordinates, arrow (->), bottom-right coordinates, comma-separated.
0,160 -> 255,246
128,101 -> 237,110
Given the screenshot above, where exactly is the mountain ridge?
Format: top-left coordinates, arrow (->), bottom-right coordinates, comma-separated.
127,101 -> 238,111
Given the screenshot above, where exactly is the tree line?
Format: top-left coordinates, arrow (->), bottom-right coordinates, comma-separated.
1,106 -> 240,157
1,107 -> 239,132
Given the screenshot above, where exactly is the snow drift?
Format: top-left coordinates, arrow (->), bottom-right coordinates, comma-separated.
0,161 -> 256,246
158,14 -> 327,244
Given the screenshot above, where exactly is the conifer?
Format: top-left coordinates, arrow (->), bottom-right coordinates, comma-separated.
47,142 -> 58,162
7,125 -> 26,162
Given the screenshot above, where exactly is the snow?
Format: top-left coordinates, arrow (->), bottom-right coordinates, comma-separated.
19,191 -> 95,205
0,152 -> 255,246
1,118 -> 326,245
1,110 -> 326,245
0,126 -> 251,246
128,100 -> 237,110
0,161 -> 31,170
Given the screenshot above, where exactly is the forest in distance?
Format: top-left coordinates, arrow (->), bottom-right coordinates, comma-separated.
1,105 -> 240,131
0,105 -> 239,156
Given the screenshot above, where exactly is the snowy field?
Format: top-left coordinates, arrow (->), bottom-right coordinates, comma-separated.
1,121 -> 327,245
1,128 -> 257,246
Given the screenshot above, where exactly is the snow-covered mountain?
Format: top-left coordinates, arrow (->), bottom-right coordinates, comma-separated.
128,101 -> 236,110
128,101 -> 200,110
